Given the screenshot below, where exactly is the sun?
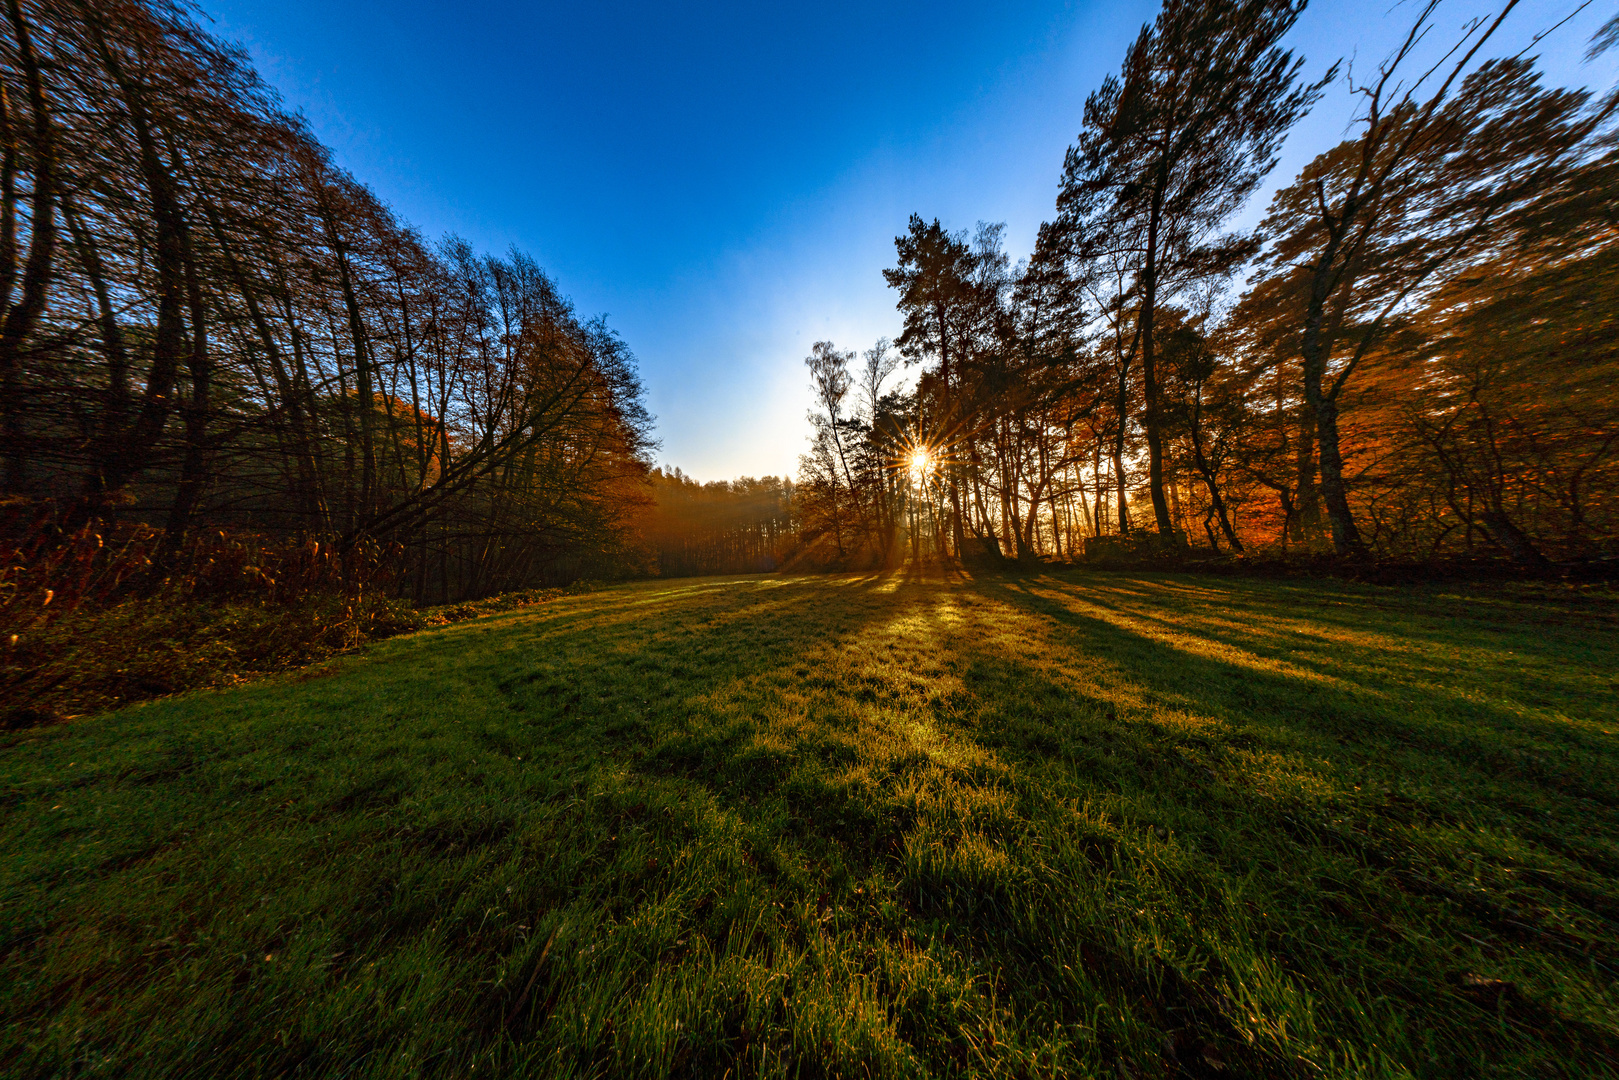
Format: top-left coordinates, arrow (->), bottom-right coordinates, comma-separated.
907,447 -> 934,481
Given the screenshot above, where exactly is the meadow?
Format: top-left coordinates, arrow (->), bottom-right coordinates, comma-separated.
2,569 -> 1616,1079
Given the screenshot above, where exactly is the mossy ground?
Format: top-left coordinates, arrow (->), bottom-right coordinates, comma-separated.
3,569 -> 1616,1078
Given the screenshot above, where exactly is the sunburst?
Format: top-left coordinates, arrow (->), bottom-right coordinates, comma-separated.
906,446 -> 936,482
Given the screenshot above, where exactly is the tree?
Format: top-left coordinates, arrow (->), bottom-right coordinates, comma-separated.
1401,148 -> 1619,563
2,0 -> 656,600
645,468 -> 796,577
805,340 -> 861,557
794,0 -> 1619,568
858,338 -> 901,559
1052,0 -> 1319,537
0,0 -> 56,493
1258,0 -> 1607,554
1157,311 -> 1245,549
883,214 -> 982,557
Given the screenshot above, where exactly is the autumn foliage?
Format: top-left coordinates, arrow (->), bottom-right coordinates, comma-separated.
793,3 -> 1619,572
0,504 -> 416,727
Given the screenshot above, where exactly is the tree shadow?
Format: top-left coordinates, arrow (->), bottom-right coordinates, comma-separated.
9,569 -> 1617,1078
980,573 -> 1619,802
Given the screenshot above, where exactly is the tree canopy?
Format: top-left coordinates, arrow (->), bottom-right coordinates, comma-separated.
793,0 -> 1618,570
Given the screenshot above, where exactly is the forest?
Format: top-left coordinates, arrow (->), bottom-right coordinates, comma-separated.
0,0 -> 657,598
3,2 -> 1617,1077
778,0 -> 1619,572
0,0 -> 1612,717
0,0 -> 672,717
3,0 -> 1615,599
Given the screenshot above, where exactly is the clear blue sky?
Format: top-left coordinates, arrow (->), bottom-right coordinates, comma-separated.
201,0 -> 1612,482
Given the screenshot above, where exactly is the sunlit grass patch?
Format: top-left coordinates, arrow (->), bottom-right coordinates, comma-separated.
2,570 -> 1616,1077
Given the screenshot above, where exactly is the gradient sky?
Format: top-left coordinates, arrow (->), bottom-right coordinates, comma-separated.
201,0 -> 1613,481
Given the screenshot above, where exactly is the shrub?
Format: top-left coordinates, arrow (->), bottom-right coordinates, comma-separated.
0,507 -> 418,729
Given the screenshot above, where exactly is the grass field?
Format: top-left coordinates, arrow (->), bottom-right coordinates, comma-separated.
3,569 -> 1617,1079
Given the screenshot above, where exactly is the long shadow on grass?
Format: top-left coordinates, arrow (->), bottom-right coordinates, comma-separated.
6,571 -> 1617,1079
951,572 -> 1619,1072
0,575 -> 956,1078
992,574 -> 1619,805
1061,573 -> 1616,732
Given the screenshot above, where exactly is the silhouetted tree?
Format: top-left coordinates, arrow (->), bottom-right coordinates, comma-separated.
1,0 -> 656,600
1052,0 -> 1319,537
1257,6 -> 1606,554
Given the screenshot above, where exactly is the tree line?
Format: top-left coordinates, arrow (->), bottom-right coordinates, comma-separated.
8,0 -> 1611,593
795,0 -> 1618,568
0,0 -> 655,601
644,468 -> 797,577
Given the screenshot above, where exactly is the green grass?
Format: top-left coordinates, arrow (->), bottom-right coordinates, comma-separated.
3,569 -> 1617,1079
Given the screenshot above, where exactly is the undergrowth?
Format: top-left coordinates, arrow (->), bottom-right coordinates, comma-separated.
0,506 -> 597,728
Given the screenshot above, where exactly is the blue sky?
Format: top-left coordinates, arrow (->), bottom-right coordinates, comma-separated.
202,0 -> 1614,481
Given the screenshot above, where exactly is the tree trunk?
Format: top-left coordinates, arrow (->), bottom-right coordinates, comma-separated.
160,184 -> 211,558
1300,187 -> 1367,556
1137,177 -> 1174,535
1292,398 -> 1319,540
334,244 -> 376,523
1477,509 -> 1551,569
1302,344 -> 1365,555
0,0 -> 57,493
1310,392 -> 1364,556
75,22 -> 186,521
1191,449 -> 1242,552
